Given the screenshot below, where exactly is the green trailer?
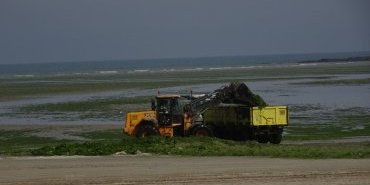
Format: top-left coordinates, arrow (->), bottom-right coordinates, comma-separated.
203,104 -> 288,144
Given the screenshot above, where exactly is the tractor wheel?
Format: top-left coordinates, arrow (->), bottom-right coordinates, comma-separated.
192,125 -> 213,137
269,133 -> 282,144
136,125 -> 159,138
257,134 -> 269,143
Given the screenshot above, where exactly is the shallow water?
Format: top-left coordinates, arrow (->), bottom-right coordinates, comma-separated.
251,79 -> 370,108
0,73 -> 369,125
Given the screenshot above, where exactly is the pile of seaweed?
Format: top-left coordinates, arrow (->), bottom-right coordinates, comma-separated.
221,82 -> 267,107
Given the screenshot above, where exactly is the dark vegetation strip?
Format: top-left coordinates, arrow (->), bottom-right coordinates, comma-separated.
285,124 -> 370,141
2,129 -> 370,158
5,97 -> 152,121
0,81 -> 188,101
291,78 -> 370,85
0,130 -> 73,155
30,136 -> 370,158
19,96 -> 151,112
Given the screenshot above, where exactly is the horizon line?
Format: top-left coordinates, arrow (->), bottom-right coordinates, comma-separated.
1,50 -> 370,66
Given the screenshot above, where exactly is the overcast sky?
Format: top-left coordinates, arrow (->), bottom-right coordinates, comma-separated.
0,0 -> 369,64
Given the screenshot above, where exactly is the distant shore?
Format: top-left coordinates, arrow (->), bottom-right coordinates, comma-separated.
299,55 -> 370,64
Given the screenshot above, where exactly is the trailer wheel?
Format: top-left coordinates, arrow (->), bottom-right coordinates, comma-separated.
192,125 -> 213,137
136,125 -> 159,138
269,134 -> 282,144
257,134 -> 269,143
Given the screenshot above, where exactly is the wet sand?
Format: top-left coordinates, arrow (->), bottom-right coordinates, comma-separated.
1,156 -> 369,185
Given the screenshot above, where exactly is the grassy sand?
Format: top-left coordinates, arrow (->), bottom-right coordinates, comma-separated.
1,129 -> 369,158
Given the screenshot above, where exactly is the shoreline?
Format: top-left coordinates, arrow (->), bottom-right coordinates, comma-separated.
1,61 -> 369,102
1,60 -> 369,79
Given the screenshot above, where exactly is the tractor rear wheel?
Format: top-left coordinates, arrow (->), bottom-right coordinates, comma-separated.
192,125 -> 213,137
257,134 -> 269,143
136,125 -> 159,138
269,133 -> 282,144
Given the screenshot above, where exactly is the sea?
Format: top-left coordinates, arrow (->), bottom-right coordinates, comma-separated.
1,51 -> 370,77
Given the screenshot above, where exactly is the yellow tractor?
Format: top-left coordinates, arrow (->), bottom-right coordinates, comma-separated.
123,83 -> 288,143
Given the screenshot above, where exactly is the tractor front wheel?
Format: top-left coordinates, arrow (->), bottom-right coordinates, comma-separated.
136,125 -> 159,138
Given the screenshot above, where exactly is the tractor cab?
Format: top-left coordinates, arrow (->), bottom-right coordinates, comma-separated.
154,95 -> 183,126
